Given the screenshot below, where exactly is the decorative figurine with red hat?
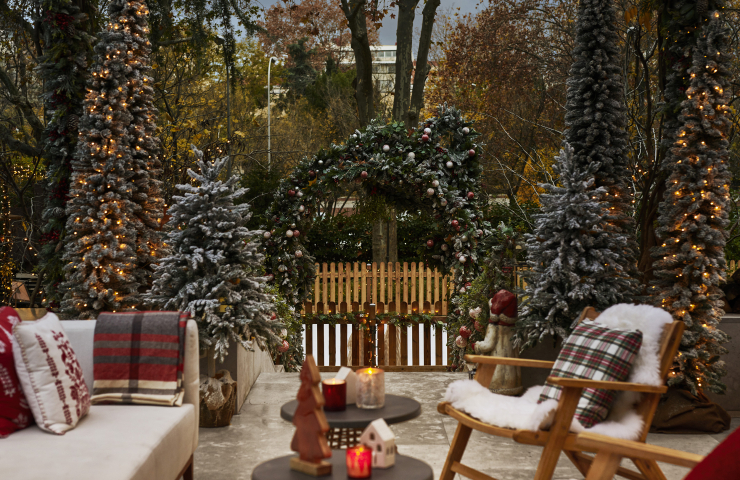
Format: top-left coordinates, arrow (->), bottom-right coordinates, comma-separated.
473,289 -> 523,395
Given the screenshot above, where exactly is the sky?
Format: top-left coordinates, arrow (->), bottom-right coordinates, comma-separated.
254,0 -> 485,47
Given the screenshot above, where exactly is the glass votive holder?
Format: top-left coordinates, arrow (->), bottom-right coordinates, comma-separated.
346,444 -> 372,478
321,378 -> 346,412
356,367 -> 384,409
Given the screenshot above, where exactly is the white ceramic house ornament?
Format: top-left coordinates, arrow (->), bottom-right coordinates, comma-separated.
360,418 -> 396,468
334,367 -> 357,405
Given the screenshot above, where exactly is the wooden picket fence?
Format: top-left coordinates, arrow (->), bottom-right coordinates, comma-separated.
302,301 -> 450,372
301,262 -> 451,315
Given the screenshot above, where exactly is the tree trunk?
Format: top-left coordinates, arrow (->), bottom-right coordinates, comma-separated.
341,0 -> 374,126
392,0 -> 418,123
371,207 -> 398,264
406,0 -> 439,127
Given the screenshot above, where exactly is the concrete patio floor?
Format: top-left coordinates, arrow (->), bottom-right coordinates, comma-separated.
195,372 -> 740,480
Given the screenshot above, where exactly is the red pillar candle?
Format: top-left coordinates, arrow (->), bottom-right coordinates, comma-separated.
321,378 -> 346,412
346,444 -> 372,478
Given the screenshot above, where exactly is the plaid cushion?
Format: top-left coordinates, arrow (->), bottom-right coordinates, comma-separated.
538,321 -> 642,428
91,311 -> 188,406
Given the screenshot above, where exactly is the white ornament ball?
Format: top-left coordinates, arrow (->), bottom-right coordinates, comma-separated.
383,144 -> 390,152
424,127 -> 432,134
459,256 -> 467,264
408,152 -> 415,159
318,160 -> 324,165
298,205 -> 305,213
427,188 -> 435,196
432,180 -> 439,187
290,223 -> 296,229
455,335 -> 467,348
297,191 -> 303,198
462,235 -> 468,242
440,199 -> 448,206
446,161 -> 454,168
295,250 -> 303,258
263,231 -> 271,239
441,244 -> 449,251
477,229 -> 483,237
463,127 -> 470,134
286,230 -> 294,238
459,287 -> 466,294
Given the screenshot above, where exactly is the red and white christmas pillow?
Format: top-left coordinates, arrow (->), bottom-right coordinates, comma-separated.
0,306 -> 32,438
13,312 -> 90,434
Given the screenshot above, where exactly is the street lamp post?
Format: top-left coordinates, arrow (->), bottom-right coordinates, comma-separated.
214,35 -> 233,177
267,56 -> 277,172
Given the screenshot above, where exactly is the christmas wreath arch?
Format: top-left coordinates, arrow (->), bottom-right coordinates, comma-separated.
262,105 -> 491,306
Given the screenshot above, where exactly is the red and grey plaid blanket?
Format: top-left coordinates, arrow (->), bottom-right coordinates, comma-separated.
91,311 -> 188,406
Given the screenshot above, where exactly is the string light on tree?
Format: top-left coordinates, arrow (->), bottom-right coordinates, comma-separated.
651,10 -> 731,395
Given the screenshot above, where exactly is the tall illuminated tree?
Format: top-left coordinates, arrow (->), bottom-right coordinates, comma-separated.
61,0 -> 164,318
563,0 -> 639,295
37,0 -> 93,307
652,11 -> 731,395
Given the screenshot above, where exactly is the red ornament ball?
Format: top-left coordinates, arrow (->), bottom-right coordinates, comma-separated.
451,219 -> 459,227
474,320 -> 485,332
426,239 -> 434,248
293,230 -> 300,237
308,170 -> 316,178
467,192 -> 475,200
465,282 -> 472,288
288,189 -> 296,196
459,325 -> 472,339
468,149 -> 476,157
271,313 -> 277,320
278,340 -> 290,353
361,171 -> 368,179
421,134 -> 429,142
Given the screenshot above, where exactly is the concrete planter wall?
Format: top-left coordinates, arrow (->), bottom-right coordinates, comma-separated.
707,313 -> 740,411
199,341 -> 281,413
519,336 -> 561,390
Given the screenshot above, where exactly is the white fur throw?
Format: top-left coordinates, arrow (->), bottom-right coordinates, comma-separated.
444,304 -> 673,440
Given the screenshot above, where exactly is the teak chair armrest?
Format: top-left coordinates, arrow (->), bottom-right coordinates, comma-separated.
576,432 -> 704,469
546,377 -> 668,394
464,354 -> 555,369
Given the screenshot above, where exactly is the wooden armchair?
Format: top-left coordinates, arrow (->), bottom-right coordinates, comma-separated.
437,306 -> 684,480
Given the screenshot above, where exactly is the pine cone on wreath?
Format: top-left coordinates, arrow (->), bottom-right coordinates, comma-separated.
696,0 -> 708,17
65,23 -> 76,37
66,114 -> 79,132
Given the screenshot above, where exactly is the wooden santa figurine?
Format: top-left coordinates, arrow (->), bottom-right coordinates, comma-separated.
473,290 -> 523,395
290,355 -> 332,476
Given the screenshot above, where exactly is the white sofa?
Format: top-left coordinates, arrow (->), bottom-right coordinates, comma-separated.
0,319 -> 200,480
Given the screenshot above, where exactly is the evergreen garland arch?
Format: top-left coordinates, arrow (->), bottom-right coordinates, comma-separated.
262,105 -> 491,306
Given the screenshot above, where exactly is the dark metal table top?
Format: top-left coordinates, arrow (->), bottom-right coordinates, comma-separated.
280,394 -> 421,429
252,452 -> 433,480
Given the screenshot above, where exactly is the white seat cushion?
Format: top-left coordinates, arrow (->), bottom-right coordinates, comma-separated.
0,403 -> 195,480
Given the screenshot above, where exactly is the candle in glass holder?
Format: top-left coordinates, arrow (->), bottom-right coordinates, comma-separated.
322,378 -> 346,411
346,444 -> 372,478
356,367 -> 385,409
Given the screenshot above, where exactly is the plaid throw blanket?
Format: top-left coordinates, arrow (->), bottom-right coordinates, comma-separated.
91,311 -> 188,406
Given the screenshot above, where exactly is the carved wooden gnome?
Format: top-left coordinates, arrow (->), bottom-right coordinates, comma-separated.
473,290 -> 523,395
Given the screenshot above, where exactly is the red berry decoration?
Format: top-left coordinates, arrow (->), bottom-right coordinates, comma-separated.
426,239 -> 434,248
278,340 -> 290,353
468,149 -> 476,157
293,230 -> 300,237
361,171 -> 368,179
459,325 -> 472,339
467,192 -> 474,200
451,219 -> 459,228
421,134 -> 429,142
288,189 -> 296,197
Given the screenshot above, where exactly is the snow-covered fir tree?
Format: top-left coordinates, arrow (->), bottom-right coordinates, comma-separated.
144,147 -> 281,365
517,144 -> 636,347
563,0 -> 639,295
37,0 -> 93,307
61,0 -> 164,318
652,11 -> 731,395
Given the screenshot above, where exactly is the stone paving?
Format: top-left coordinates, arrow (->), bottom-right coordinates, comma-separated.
195,372 -> 740,480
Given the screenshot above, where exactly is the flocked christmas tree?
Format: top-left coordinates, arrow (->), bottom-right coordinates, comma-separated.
144,147 -> 281,371
61,0 -> 164,318
562,0 -> 639,294
651,11 -> 731,395
517,144 -> 636,347
37,0 -> 94,307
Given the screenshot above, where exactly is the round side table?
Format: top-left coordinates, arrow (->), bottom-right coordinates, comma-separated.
252,452 -> 433,480
281,394 -> 421,448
